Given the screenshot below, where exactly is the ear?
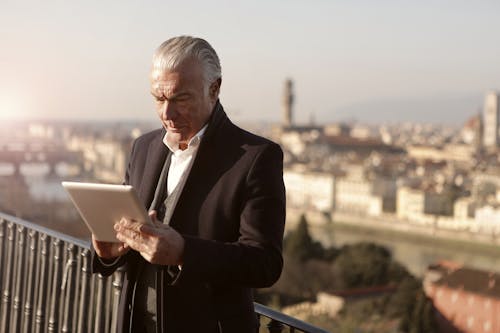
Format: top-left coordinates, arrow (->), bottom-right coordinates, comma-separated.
209,78 -> 222,101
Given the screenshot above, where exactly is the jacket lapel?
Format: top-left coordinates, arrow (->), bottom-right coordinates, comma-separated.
181,101 -> 227,188
139,129 -> 170,208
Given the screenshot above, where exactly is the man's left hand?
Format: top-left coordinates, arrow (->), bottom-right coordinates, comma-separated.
114,211 -> 185,266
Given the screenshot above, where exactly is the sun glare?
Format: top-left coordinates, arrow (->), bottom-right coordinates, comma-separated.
0,94 -> 29,121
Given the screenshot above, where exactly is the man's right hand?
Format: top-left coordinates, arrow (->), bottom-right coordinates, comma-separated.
92,234 -> 130,259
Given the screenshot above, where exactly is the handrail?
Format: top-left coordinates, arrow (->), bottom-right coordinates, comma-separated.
0,211 -> 89,249
254,302 -> 331,333
0,212 -> 330,333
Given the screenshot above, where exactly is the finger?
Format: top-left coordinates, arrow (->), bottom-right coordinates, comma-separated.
148,210 -> 163,226
116,228 -> 151,253
140,223 -> 161,236
116,232 -> 147,253
119,218 -> 144,232
117,243 -> 130,255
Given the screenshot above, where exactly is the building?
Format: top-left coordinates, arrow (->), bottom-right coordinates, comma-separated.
407,144 -> 477,165
282,78 -> 294,127
283,168 -> 336,212
475,204 -> 500,233
483,91 -> 500,149
424,262 -> 500,333
397,185 -> 454,221
454,197 -> 476,220
335,165 -> 396,216
462,112 -> 483,148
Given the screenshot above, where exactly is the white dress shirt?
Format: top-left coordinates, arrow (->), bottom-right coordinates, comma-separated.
161,125 -> 207,224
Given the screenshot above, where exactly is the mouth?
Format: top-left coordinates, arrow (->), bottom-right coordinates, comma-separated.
168,125 -> 186,132
164,121 -> 185,131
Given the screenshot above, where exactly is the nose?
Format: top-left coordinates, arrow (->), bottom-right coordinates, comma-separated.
161,101 -> 178,121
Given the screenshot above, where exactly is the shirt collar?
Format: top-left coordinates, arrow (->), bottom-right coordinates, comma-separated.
163,124 -> 208,153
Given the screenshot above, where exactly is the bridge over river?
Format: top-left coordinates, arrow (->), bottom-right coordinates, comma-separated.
0,143 -> 84,176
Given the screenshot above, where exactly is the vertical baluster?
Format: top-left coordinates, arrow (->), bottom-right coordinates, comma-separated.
77,250 -> 91,333
35,234 -> 49,333
62,244 -> 77,333
88,274 -> 96,332
111,268 -> 124,333
0,222 -> 15,333
255,313 -> 261,333
94,274 -> 107,333
32,233 -> 42,333
72,248 -> 82,333
11,225 -> 27,333
48,238 -> 63,333
45,236 -> 55,331
58,241 -> 68,328
22,230 -> 38,333
105,276 -> 112,332
267,319 -> 284,333
0,219 -> 5,303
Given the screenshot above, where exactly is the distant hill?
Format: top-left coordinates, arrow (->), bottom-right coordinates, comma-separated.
322,93 -> 482,125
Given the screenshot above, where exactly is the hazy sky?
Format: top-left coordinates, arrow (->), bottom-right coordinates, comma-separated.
1,0 -> 500,125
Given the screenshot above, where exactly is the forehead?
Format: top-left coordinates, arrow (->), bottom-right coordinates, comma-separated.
150,59 -> 204,93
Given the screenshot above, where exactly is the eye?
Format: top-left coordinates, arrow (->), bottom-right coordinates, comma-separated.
174,94 -> 191,106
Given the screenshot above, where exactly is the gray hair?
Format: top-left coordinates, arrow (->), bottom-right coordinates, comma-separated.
152,36 -> 221,86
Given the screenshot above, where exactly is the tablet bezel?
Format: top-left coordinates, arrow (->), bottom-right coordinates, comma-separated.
62,181 -> 152,242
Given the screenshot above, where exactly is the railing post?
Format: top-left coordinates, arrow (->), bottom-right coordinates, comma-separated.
72,248 -> 83,333
11,226 -> 27,333
94,274 -> 107,333
22,230 -> 38,333
77,249 -> 91,333
111,268 -> 124,333
0,222 -> 15,333
48,238 -> 63,333
267,319 -> 285,333
88,275 -> 96,332
0,218 -> 5,302
62,243 -> 77,333
35,234 -> 49,333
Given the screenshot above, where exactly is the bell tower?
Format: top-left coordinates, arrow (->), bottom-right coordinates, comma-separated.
282,78 -> 294,127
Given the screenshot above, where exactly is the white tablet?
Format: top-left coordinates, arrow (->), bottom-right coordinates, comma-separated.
62,181 -> 152,242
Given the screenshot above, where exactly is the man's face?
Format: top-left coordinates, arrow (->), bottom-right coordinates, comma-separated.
150,58 -> 219,148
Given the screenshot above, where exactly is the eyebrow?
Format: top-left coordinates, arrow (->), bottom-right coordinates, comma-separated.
150,91 -> 190,100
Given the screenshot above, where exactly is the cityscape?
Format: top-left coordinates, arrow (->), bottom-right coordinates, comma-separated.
3,1 -> 500,332
1,79 -> 500,332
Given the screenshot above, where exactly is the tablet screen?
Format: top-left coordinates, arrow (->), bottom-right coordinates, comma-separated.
62,182 -> 151,242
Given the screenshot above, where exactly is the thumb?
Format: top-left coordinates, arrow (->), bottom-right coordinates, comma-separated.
148,210 -> 160,225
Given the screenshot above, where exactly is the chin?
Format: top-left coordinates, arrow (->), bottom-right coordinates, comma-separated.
166,132 -> 182,142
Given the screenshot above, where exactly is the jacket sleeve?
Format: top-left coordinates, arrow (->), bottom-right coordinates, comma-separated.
171,143 -> 286,288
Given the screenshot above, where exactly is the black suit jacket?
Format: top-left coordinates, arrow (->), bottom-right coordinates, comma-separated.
92,102 -> 286,333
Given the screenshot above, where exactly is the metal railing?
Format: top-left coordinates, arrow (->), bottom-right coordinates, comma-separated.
255,303 -> 330,333
0,212 -> 329,333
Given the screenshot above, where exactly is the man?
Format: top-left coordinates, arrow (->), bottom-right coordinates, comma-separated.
91,36 -> 286,333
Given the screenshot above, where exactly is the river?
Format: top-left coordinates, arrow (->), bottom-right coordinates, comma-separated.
308,222 -> 500,277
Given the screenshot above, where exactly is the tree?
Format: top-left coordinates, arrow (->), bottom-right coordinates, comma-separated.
284,214 -> 324,262
333,242 -> 399,288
